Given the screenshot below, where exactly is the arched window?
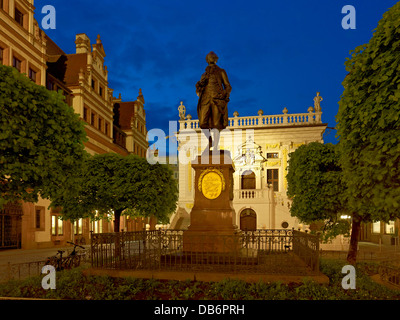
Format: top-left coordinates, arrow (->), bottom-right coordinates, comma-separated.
241,170 -> 256,189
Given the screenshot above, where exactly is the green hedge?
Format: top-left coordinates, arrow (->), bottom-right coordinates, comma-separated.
0,260 -> 399,300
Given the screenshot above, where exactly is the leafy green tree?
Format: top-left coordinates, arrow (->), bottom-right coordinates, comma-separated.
51,153 -> 178,232
286,142 -> 350,241
0,64 -> 87,207
336,2 -> 400,264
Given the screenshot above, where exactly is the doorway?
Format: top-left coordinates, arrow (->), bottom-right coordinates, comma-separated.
0,202 -> 22,249
240,208 -> 257,231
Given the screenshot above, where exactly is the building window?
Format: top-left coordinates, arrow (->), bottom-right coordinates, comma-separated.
91,79 -> 96,90
0,47 -> 3,64
46,79 -> 55,90
35,210 -> 40,229
83,107 -> 89,122
105,122 -> 109,136
14,8 -> 24,27
0,0 -> 3,10
267,169 -> 279,191
91,112 -> 96,127
92,219 -> 103,234
74,219 -> 83,235
28,68 -> 37,82
241,170 -> 256,189
35,206 -> 45,230
51,215 -> 64,236
99,85 -> 104,98
372,221 -> 381,234
12,56 -> 21,72
98,117 -> 103,131
267,152 -> 279,159
386,221 -> 395,234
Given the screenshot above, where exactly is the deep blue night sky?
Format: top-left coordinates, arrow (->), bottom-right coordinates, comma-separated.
37,0 -> 399,145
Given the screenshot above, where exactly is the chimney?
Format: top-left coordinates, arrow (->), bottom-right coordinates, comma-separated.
75,34 -> 91,54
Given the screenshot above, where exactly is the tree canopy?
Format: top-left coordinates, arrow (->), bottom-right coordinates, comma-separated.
51,153 -> 178,232
336,2 -> 400,263
337,1 -> 400,221
0,64 -> 87,207
286,142 -> 350,241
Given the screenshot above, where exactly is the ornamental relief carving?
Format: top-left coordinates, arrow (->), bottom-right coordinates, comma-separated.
198,168 -> 226,200
266,143 -> 281,150
267,160 -> 281,167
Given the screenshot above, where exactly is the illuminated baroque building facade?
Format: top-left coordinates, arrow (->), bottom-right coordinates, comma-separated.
171,102 -> 327,235
171,100 -> 399,248
0,0 -> 149,249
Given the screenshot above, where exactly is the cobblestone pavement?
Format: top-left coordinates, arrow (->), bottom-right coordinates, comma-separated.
0,245 -> 90,282
321,241 -> 400,263
0,245 -> 90,266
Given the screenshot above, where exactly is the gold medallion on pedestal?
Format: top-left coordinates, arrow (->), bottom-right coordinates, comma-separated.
198,168 -> 225,200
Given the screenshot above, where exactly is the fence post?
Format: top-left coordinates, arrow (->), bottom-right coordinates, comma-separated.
305,232 -> 309,266
90,230 -> 94,267
158,229 -> 162,270
292,229 -> 296,256
315,233 -> 320,272
7,262 -> 11,282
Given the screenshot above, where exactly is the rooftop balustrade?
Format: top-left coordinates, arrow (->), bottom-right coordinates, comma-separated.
179,107 -> 323,131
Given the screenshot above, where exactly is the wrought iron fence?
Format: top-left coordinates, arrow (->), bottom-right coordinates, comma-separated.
0,248 -> 90,283
91,229 -> 320,274
379,264 -> 400,288
292,230 -> 320,272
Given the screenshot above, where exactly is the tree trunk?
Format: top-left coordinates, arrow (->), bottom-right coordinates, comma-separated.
113,209 -> 122,233
113,209 -> 123,261
347,214 -> 361,265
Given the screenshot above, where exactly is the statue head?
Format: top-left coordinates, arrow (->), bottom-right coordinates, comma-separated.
206,51 -> 219,65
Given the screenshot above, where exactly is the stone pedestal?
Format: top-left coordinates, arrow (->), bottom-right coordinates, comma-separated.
183,150 -> 238,253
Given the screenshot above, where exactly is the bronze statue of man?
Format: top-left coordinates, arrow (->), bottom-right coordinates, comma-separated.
196,52 -> 231,150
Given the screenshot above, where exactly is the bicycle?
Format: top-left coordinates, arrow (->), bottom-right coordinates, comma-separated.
45,249 -> 65,271
45,241 -> 85,271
